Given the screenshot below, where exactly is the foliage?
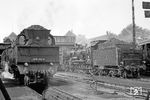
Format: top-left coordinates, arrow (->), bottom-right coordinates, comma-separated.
118,24 -> 150,43
3,32 -> 17,43
106,31 -> 118,40
76,34 -> 89,46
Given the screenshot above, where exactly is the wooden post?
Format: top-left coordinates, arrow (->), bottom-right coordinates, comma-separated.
0,78 -> 11,100
91,46 -> 93,69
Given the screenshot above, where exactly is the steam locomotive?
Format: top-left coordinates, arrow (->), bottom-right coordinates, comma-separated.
1,25 -> 59,85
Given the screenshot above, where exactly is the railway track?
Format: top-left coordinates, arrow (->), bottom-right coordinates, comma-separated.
4,84 -> 42,100
45,76 -> 135,100
17,71 -> 149,100
43,87 -> 82,100
1,77 -> 44,100
1,74 -> 83,100
55,72 -> 150,99
30,82 -> 82,100
29,83 -> 82,100
2,72 -> 148,100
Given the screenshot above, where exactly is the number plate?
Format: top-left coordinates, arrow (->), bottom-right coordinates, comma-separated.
32,58 -> 45,61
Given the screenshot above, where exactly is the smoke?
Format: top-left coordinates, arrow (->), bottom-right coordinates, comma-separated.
16,0 -> 84,36
1,62 -> 13,79
16,0 -> 63,32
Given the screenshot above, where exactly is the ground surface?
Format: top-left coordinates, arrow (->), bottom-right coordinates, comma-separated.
57,72 -> 150,89
0,71 -> 149,100
0,78 -> 42,100
45,72 -> 143,100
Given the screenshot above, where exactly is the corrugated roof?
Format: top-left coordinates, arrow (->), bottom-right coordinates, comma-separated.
98,38 -> 129,49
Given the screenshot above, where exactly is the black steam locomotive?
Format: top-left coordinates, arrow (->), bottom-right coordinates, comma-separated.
1,25 -> 59,85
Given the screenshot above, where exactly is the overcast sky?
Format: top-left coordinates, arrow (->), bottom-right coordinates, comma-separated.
0,0 -> 149,42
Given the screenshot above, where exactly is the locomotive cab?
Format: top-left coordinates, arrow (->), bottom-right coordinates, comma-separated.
140,41 -> 150,75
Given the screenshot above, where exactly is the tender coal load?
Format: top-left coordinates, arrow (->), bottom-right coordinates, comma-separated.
16,25 -> 55,46
26,25 -> 48,30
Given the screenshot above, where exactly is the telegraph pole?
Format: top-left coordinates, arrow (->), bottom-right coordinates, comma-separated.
132,0 -> 136,48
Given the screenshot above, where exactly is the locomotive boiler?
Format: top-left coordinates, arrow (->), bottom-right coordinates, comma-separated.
1,25 -> 59,85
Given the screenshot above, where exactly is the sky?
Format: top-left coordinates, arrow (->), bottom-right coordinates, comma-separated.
0,0 -> 150,42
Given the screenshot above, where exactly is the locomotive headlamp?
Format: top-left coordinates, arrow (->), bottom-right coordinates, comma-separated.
25,71 -> 28,74
48,67 -> 57,75
24,62 -> 28,67
120,61 -> 124,65
143,61 -> 146,64
36,36 -> 40,40
50,62 -> 53,66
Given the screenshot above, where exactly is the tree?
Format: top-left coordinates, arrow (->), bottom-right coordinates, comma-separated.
76,34 -> 89,46
118,24 -> 150,43
3,37 -> 11,44
3,32 -> 17,43
106,31 -> 117,40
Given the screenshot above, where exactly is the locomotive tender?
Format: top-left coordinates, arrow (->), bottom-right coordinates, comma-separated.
1,25 -> 59,85
92,38 -> 145,78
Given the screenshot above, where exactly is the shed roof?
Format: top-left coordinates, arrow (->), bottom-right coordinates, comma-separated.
138,39 -> 150,45
98,38 -> 133,49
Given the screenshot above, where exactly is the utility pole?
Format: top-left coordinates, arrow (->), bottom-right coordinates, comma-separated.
90,45 -> 93,68
132,0 -> 136,48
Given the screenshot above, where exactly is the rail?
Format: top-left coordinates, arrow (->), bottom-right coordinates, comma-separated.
88,68 -> 99,92
43,87 -> 82,100
57,72 -> 150,99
